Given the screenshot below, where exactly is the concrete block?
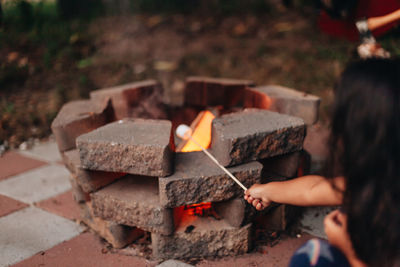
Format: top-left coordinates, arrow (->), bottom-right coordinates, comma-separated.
68,174 -> 90,203
63,149 -> 125,193
80,202 -> 144,248
184,76 -> 255,107
152,213 -> 251,259
51,99 -> 114,152
90,80 -> 167,120
77,118 -> 174,177
91,175 -> 174,235
244,85 -> 320,125
159,152 -> 262,208
261,151 -> 301,178
255,204 -> 300,231
211,109 -> 306,167
213,198 -> 256,228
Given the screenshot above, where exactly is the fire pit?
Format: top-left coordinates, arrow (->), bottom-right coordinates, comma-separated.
51,77 -> 320,259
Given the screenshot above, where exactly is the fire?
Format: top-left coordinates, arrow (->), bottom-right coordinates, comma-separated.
174,110 -> 220,225
184,202 -> 212,216
179,110 -> 215,152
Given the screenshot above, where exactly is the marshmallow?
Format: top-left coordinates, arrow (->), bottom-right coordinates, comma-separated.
176,124 -> 192,140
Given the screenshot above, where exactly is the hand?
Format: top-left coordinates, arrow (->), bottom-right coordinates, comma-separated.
324,209 -> 357,261
244,184 -> 271,211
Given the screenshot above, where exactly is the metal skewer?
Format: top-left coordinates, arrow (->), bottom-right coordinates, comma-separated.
176,124 -> 247,191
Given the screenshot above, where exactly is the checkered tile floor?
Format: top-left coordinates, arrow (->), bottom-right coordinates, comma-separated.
0,140 -> 324,267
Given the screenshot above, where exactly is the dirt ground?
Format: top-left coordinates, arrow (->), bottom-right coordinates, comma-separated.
0,5 -> 382,149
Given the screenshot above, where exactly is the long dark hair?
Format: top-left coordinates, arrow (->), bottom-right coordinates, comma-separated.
328,58 -> 400,266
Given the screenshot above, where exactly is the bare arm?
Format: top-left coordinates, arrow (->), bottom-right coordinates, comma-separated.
368,8 -> 400,31
244,175 -> 344,210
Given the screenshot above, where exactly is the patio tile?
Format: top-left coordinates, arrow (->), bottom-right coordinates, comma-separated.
0,206 -> 84,267
197,233 -> 313,267
12,232 -> 157,267
0,151 -> 46,181
0,194 -> 28,218
35,190 -> 80,221
0,164 -> 71,204
19,141 -> 62,163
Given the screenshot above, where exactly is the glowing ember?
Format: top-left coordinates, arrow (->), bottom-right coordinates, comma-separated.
184,202 -> 212,216
180,110 -> 215,152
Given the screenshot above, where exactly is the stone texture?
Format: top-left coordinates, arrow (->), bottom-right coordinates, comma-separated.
244,85 -> 320,125
159,152 -> 262,208
152,213 -> 251,259
80,202 -> 144,248
77,118 -> 174,177
261,151 -> 301,178
90,80 -> 167,120
91,175 -> 174,235
0,151 -> 46,181
184,76 -> 255,107
68,175 -> 91,203
255,204 -> 300,231
211,109 -> 306,167
51,99 -> 114,152
213,198 -> 256,228
63,149 -> 125,193
195,233 -> 314,267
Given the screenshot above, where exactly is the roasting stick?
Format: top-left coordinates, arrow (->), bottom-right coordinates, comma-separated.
176,124 -> 247,191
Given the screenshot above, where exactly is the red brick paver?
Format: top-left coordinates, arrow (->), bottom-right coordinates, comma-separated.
0,151 -> 47,181
12,232 -> 156,267
35,190 -> 81,221
0,194 -> 28,218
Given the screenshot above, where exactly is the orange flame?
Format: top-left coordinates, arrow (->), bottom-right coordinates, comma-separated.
180,110 -> 215,152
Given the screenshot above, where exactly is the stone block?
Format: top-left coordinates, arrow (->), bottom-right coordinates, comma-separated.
255,204 -> 300,231
261,151 -> 301,178
80,202 -> 144,248
184,77 -> 255,107
152,212 -> 251,259
76,118 -> 174,177
90,80 -> 167,120
51,99 -> 114,152
211,109 -> 306,167
68,175 -> 90,203
159,152 -> 262,208
244,85 -> 320,125
62,149 -> 125,193
91,175 -> 174,235
213,198 -> 256,228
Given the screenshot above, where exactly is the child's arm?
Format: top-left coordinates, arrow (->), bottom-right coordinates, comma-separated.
244,175 -> 344,210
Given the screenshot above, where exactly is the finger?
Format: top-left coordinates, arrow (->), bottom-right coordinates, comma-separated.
244,195 -> 248,200
252,199 -> 260,207
325,209 -> 340,221
247,196 -> 254,204
336,211 -> 347,227
256,202 -> 263,210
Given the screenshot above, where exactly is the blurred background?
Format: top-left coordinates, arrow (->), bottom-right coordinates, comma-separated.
1,0 -> 399,151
